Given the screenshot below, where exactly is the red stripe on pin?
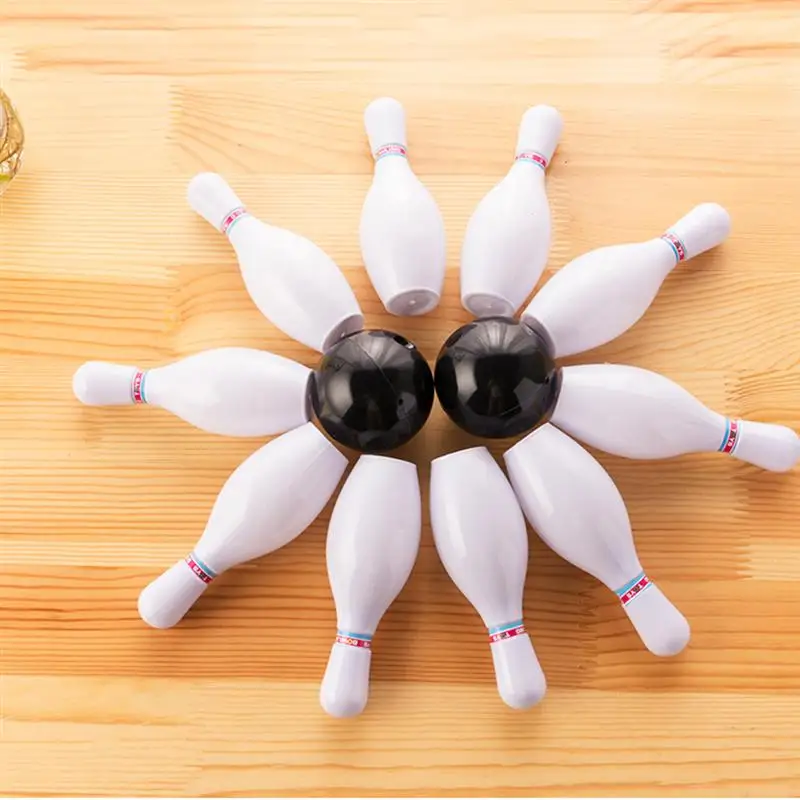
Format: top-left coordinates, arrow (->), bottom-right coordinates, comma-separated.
721,419 -> 740,454
375,143 -> 407,160
619,575 -> 651,606
185,556 -> 214,584
131,371 -> 146,404
488,623 -> 527,644
515,151 -> 548,169
336,634 -> 372,649
221,207 -> 248,235
661,232 -> 687,262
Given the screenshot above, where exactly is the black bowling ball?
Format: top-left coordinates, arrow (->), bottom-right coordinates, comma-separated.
310,329 -> 434,453
434,316 -> 561,439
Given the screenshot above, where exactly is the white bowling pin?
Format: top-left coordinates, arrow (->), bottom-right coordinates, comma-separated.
320,455 -> 421,718
504,424 -> 690,657
72,348 -> 311,437
522,203 -> 732,358
138,422 -> 348,628
430,447 -> 546,709
360,97 -> 446,316
460,105 -> 563,319
187,173 -> 364,353
551,364 -> 800,472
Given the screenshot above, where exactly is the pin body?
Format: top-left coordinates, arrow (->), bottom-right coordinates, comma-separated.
187,173 -> 364,352
504,424 -> 690,657
321,455 -> 421,718
360,98 -> 446,316
522,203 -> 732,357
430,447 -> 546,709
72,348 -> 311,437
551,364 -> 800,472
138,423 -> 348,629
460,105 -> 562,318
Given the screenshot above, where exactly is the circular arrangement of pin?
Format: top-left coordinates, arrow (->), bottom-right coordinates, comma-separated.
73,98 -> 800,718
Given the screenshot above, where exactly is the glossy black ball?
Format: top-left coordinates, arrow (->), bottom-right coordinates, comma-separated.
310,329 -> 434,453
434,316 -> 561,439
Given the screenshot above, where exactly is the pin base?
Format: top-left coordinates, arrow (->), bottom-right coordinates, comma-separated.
321,313 -> 366,354
462,292 -> 516,319
385,288 -> 440,317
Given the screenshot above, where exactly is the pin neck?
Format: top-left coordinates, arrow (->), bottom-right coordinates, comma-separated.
131,370 -> 148,404
718,418 -> 741,455
514,151 -> 548,170
221,206 -> 249,237
336,630 -> 372,649
488,620 -> 526,644
373,143 -> 407,162
185,552 -> 216,584
660,232 -> 687,263
615,572 -> 652,606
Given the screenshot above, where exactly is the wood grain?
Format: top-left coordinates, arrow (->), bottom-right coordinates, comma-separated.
1,0 -> 799,796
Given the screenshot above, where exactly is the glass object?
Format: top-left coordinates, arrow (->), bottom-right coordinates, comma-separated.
0,88 -> 24,195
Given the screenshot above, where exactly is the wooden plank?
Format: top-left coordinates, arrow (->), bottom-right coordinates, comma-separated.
1,0 -> 800,794
4,678 -> 800,796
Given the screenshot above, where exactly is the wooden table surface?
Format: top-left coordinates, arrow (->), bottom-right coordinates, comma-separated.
2,1 -> 800,796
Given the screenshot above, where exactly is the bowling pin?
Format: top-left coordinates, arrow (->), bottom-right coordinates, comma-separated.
360,97 -> 446,316
430,447 -> 546,709
138,422 -> 348,628
320,455 -> 421,717
460,105 -> 563,319
551,363 -> 800,472
72,347 -> 311,437
187,173 -> 364,353
522,203 -> 732,358
504,424 -> 690,657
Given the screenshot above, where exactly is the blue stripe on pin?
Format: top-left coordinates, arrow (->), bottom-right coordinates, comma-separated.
488,620 -> 524,635
337,630 -> 373,641
139,371 -> 148,404
192,553 -> 217,579
718,418 -> 732,452
615,571 -> 646,597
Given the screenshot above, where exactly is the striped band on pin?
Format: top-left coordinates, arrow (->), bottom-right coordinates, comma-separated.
660,232 -> 687,263
615,572 -> 652,607
221,206 -> 249,236
718,418 -> 741,455
515,151 -> 548,170
131,371 -> 148,404
185,552 -> 217,584
374,143 -> 407,161
488,620 -> 526,644
336,631 -> 372,649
